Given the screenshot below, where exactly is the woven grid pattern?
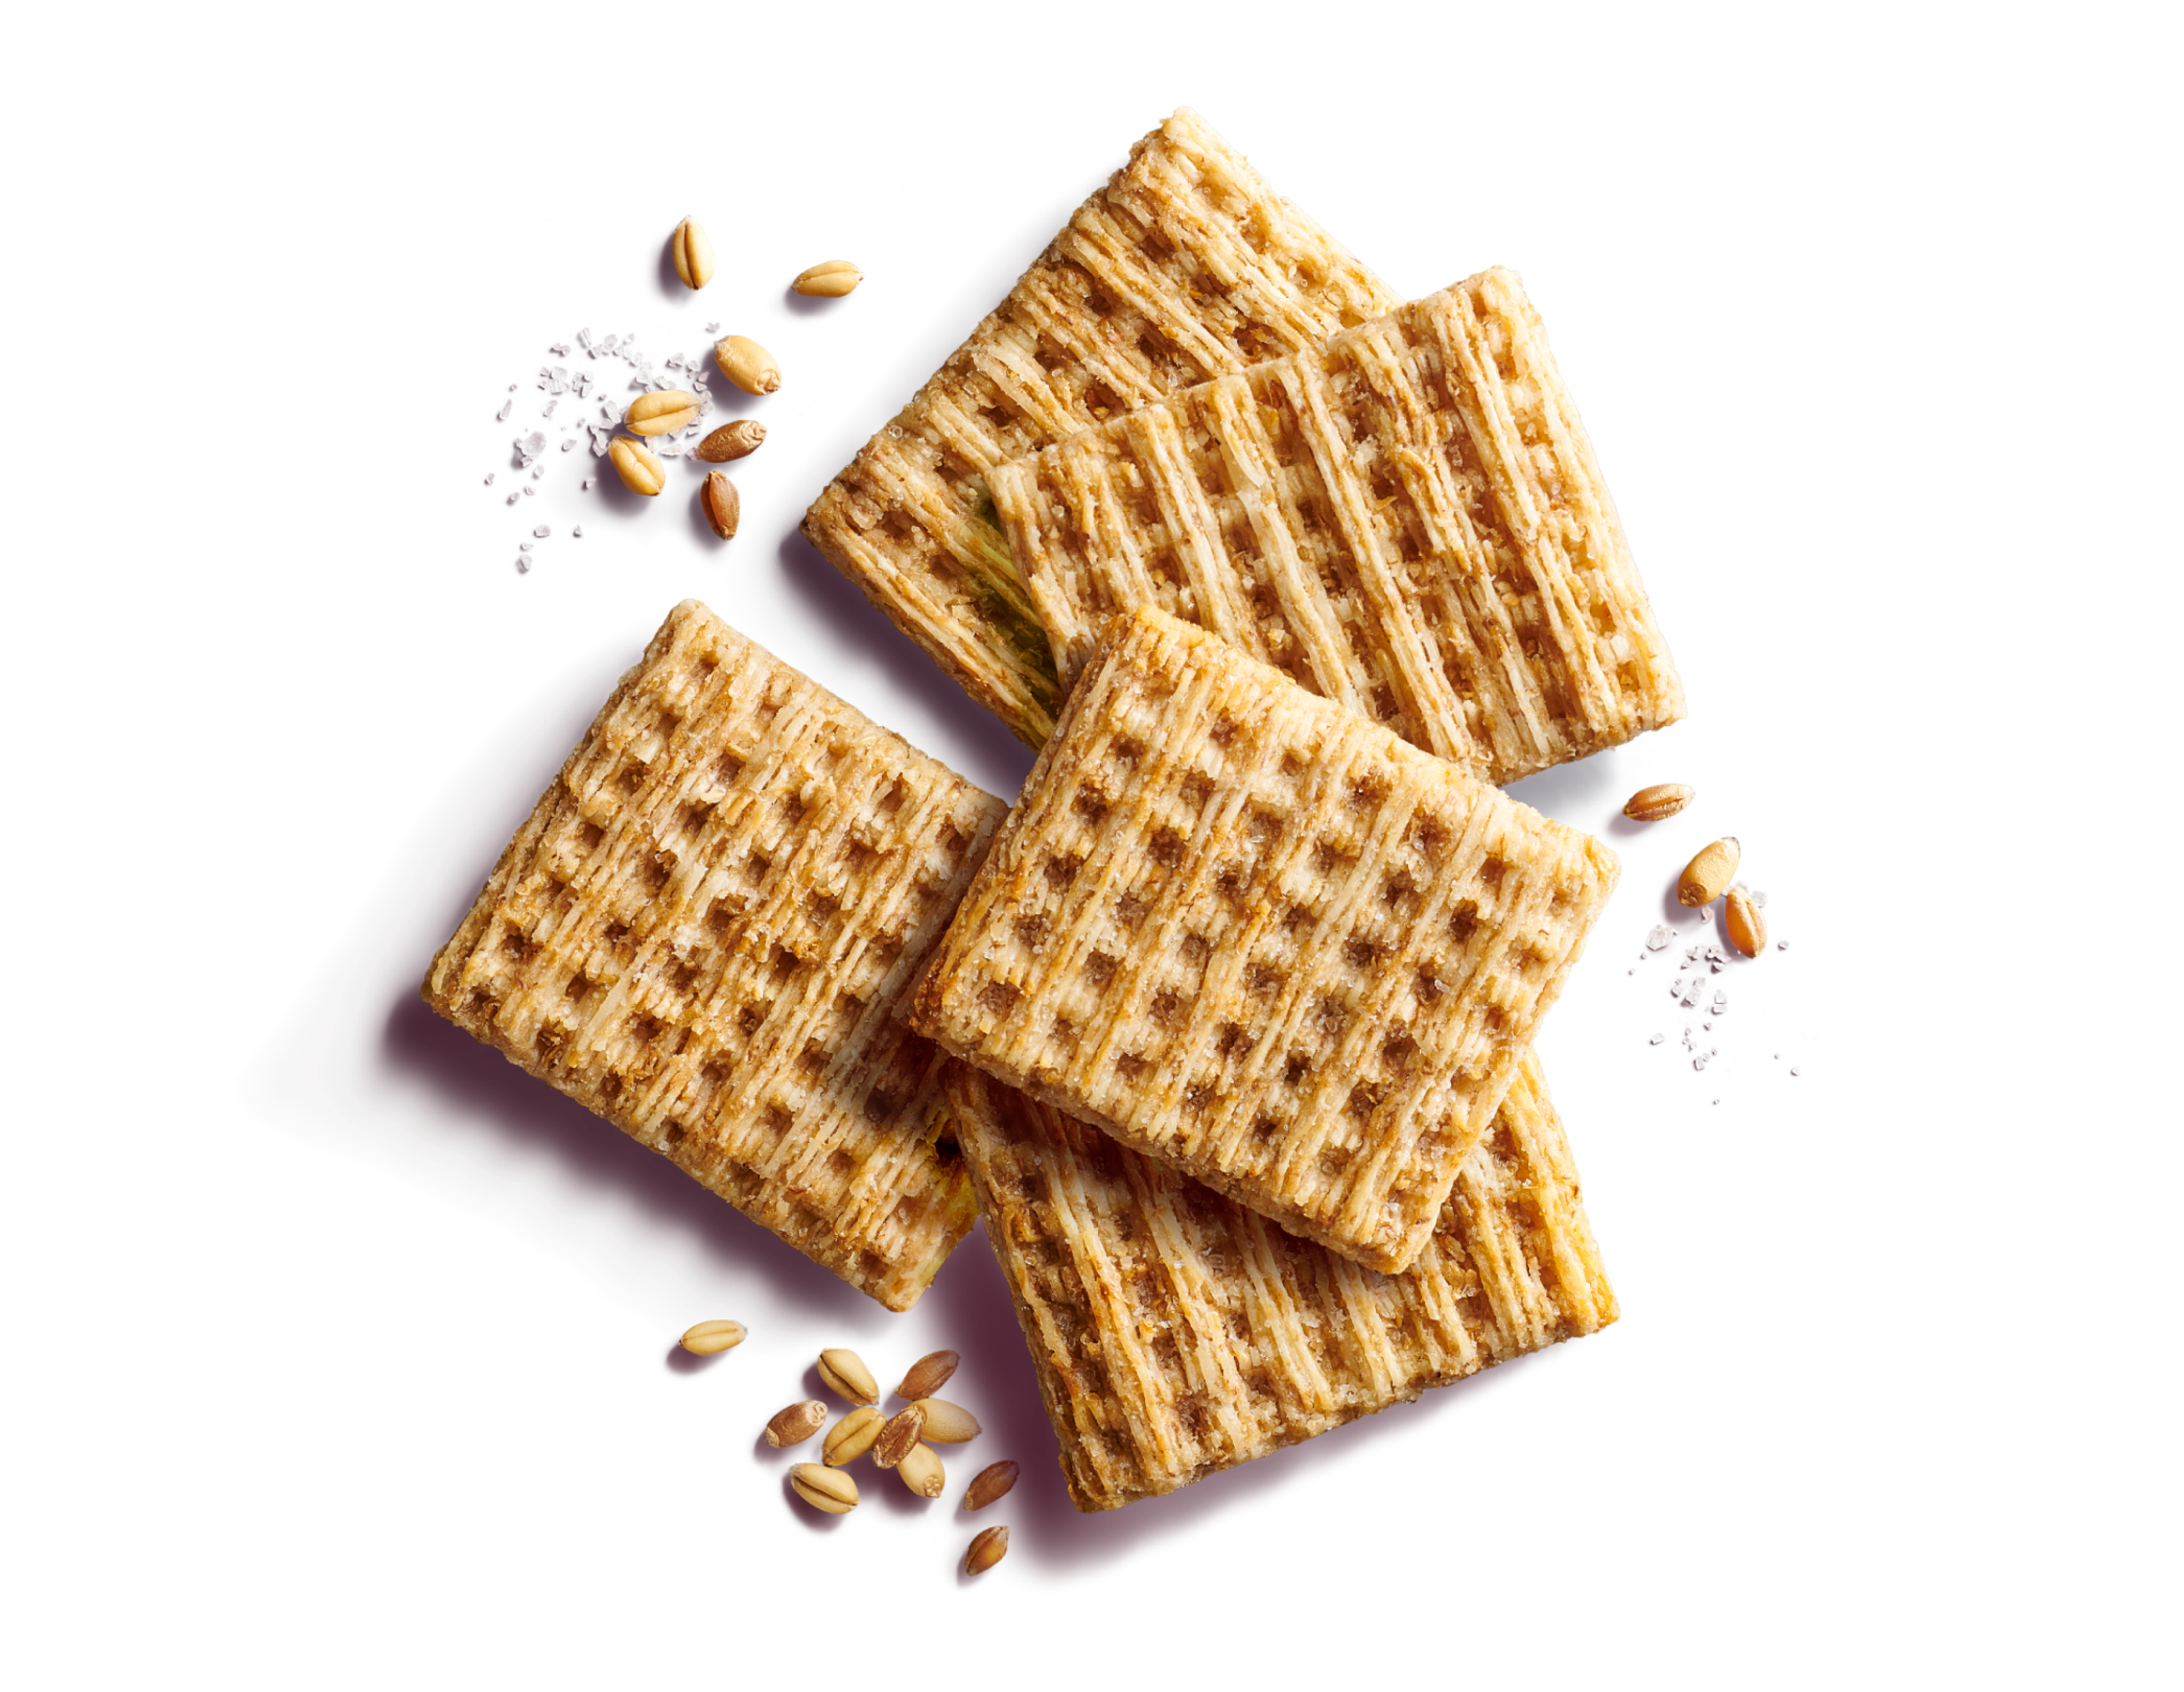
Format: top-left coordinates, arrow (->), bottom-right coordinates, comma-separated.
423,601 -> 1007,1311
991,269 -> 1685,784
801,108 -> 1400,748
949,1052 -> 1615,1510
913,607 -> 1617,1275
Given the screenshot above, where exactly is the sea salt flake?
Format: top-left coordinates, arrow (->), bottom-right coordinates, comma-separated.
1646,925 -> 1674,951
1712,990 -> 1728,1010
1693,1053 -> 1711,1071
542,398 -> 558,417
522,485 -> 535,496
495,399 -> 512,422
704,321 -> 719,335
572,524 -> 583,537
506,493 -> 518,505
1790,1066 -> 1801,1077
519,541 -> 533,552
1777,940 -> 1789,950
1649,1033 -> 1665,1046
532,526 -> 549,539
561,438 -> 576,451
549,342 -> 569,357
483,473 -> 495,485
515,557 -> 530,573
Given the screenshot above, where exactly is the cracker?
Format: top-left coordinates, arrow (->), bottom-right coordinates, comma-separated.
948,1053 -> 1614,1510
423,601 -> 1008,1312
991,268 -> 1685,784
800,107 -> 1399,749
912,606 -> 1618,1275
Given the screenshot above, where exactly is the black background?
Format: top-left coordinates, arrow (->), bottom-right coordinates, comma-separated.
230,89 -> 1834,1615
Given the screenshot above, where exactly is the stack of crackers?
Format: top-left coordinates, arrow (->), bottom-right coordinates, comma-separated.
428,109 -> 1682,1511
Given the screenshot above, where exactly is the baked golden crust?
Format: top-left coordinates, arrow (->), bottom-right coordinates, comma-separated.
991,268 -> 1684,783
800,108 -> 1400,748
912,606 -> 1618,1275
948,1054 -> 1616,1510
423,601 -> 1007,1310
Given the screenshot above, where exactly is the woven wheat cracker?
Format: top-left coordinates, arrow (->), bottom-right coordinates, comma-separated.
423,601 -> 1007,1311
949,1054 -> 1615,1510
992,268 -> 1684,784
801,108 -> 1399,750
913,606 -> 1617,1275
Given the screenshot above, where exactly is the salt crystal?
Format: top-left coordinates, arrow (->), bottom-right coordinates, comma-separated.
531,466 -> 543,479
507,383 -> 517,393
577,328 -> 593,350
665,354 -> 683,370
532,526 -> 549,538
599,333 -> 619,353
1777,940 -> 1789,950
1789,1067 -> 1801,1077
550,342 -> 569,357
1712,1098 -> 1720,1106
1649,1033 -> 1664,1046
542,399 -> 558,417
516,557 -> 530,574
495,399 -> 512,422
561,438 -> 576,452
704,321 -> 719,334
1646,925 -> 1673,951
1712,990 -> 1728,1010
1751,890 -> 1768,908
571,524 -> 582,537
519,541 -> 533,552
580,479 -> 592,491
483,473 -> 495,485
506,493 -> 518,505
656,440 -> 680,457
1702,1021 -> 1711,1030
523,485 -> 535,497
1693,1053 -> 1711,1071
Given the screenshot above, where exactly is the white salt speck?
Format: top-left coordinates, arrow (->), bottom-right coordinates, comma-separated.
1645,925 -> 1673,951
1693,1053 -> 1711,1071
519,541 -> 533,552
571,525 -> 582,537
505,493 -> 518,505
1751,890 -> 1768,908
515,557 -> 530,574
532,526 -> 549,539
561,438 -> 576,451
495,399 -> 512,422
522,485 -> 535,497
1649,1033 -> 1664,1046
579,479 -> 592,491
483,474 -> 495,486
550,342 -> 569,357
1712,989 -> 1728,1011
1702,1021 -> 1711,1030
1777,940 -> 1789,950
507,383 -> 517,393
1712,1098 -> 1720,1106
1789,1066 -> 1801,1077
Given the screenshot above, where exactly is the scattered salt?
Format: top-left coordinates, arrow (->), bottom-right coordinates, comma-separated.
1646,925 -> 1673,951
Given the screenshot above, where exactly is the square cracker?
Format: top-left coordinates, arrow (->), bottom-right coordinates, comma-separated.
800,107 -> 1399,750
912,606 -> 1618,1275
423,600 -> 1008,1312
991,268 -> 1685,784
948,1053 -> 1616,1511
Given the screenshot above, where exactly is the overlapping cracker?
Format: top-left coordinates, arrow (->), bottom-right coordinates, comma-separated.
948,1053 -> 1615,1511
801,107 -> 1400,749
912,606 -> 1618,1275
991,268 -> 1684,784
423,601 -> 1007,1311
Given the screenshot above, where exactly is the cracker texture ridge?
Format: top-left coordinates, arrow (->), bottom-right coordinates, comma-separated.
948,1054 -> 1615,1511
912,606 -> 1618,1275
423,601 -> 1007,1311
991,268 -> 1684,784
801,107 -> 1399,749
